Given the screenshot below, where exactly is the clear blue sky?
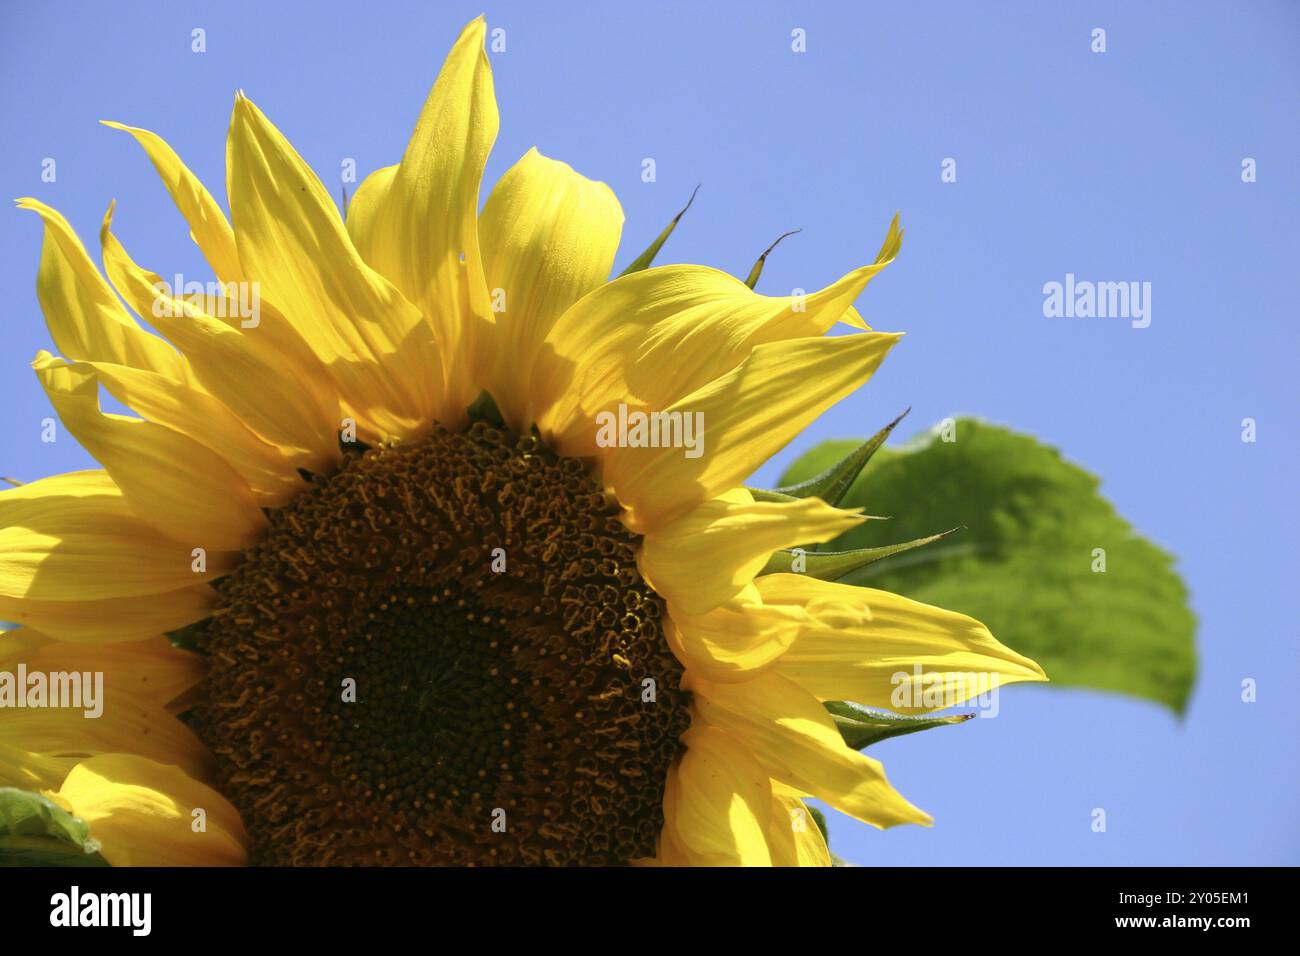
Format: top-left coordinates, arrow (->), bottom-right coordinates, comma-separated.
1,1 -> 1296,865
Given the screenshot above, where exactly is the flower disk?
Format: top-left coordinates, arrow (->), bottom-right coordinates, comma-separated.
192,422 -> 692,865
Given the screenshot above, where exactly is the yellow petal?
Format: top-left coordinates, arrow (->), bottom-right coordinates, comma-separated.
0,587 -> 213,645
0,742 -> 78,791
344,163 -> 397,257
756,574 -> 874,628
99,121 -> 242,283
768,794 -> 832,867
663,571 -> 876,685
227,94 -> 440,437
0,628 -> 205,714
101,210 -> 342,470
607,331 -> 902,532
33,354 -> 267,552
769,579 -> 1048,711
1,690 -> 212,784
838,211 -> 903,330
640,489 -> 864,615
663,724 -> 773,866
533,216 -> 899,453
15,198 -> 187,381
687,670 -> 931,829
652,816 -> 692,867
0,471 -> 230,608
50,755 -> 247,866
478,147 -> 623,431
348,16 -> 498,423
85,358 -> 304,507
664,573 -> 838,683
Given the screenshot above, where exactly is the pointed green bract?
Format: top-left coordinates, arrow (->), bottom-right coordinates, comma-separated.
762,409 -> 908,513
825,700 -> 972,750
783,418 -> 1198,713
748,487 -> 798,503
743,229 -> 801,290
617,185 -> 700,277
166,619 -> 209,651
760,529 -> 957,579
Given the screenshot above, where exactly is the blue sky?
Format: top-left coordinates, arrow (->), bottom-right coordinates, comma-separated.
1,1 -> 1296,864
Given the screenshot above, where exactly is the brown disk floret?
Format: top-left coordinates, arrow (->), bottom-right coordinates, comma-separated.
190,421 -> 692,865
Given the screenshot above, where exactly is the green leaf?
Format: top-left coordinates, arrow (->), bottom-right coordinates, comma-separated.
0,787 -> 107,867
781,418 -> 1197,713
0,837 -> 110,867
617,185 -> 699,277
761,409 -> 908,511
743,229 -> 801,290
760,529 -> 957,579
825,700 -> 973,750
806,804 -> 828,844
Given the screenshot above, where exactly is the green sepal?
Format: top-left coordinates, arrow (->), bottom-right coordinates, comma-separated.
617,185 -> 699,277
759,528 -> 958,579
166,619 -> 209,651
824,700 -> 973,751
0,837 -> 110,867
466,389 -> 506,427
0,788 -> 107,867
759,409 -> 909,509
748,488 -> 798,503
743,229 -> 800,290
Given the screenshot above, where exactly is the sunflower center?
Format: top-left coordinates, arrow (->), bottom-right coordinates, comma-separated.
192,421 -> 691,865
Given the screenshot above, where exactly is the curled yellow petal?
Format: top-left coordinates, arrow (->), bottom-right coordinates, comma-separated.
15,198 -> 187,381
664,583 -> 812,683
99,120 -> 242,284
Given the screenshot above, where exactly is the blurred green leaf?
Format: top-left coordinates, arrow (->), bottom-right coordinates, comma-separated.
760,410 -> 907,511
781,418 -> 1197,713
0,787 -> 107,867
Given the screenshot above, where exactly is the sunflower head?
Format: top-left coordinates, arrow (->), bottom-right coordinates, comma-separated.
2,16 -> 1045,867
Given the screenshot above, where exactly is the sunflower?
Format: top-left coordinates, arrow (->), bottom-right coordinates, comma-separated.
1,16 -> 1046,867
